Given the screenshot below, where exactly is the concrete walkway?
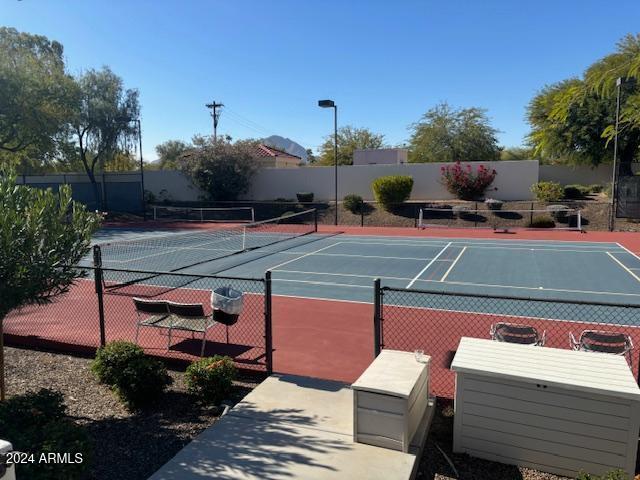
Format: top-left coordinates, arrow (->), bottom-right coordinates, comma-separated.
148,374 -> 431,479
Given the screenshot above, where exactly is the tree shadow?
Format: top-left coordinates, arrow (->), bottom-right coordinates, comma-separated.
492,211 -> 523,220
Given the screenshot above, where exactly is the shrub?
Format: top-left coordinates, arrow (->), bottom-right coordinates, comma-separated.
371,175 -> 413,209
589,184 -> 604,194
0,389 -> 91,480
563,184 -> 590,199
440,162 -> 497,200
185,356 -> 237,405
528,216 -> 555,228
296,192 -> 314,203
484,198 -> 503,211
274,197 -> 294,203
343,194 -> 364,213
92,341 -> 171,409
530,181 -> 564,202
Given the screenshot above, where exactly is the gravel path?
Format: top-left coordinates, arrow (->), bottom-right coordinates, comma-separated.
5,346 -> 259,480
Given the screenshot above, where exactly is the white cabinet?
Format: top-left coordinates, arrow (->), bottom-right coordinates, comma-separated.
451,337 -> 640,478
352,350 -> 430,452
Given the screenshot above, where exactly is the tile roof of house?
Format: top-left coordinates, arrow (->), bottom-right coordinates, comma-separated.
254,144 -> 301,159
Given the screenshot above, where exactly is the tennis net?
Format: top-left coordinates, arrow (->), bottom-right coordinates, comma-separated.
96,209 -> 317,275
152,205 -> 255,223
418,206 -> 582,231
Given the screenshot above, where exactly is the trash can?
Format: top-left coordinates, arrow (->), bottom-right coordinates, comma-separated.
212,286 -> 243,326
0,440 -> 16,480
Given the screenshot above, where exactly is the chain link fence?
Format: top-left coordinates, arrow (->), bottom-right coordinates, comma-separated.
4,266 -> 272,373
374,281 -> 640,399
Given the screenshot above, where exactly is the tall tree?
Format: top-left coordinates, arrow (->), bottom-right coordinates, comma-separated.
0,28 -> 75,164
408,102 -> 501,163
527,34 -> 640,174
317,126 -> 385,166
69,67 -> 140,209
155,140 -> 190,169
177,138 -> 259,201
0,171 -> 101,399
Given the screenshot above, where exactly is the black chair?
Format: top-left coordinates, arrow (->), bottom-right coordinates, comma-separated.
570,330 -> 634,365
490,322 -> 546,346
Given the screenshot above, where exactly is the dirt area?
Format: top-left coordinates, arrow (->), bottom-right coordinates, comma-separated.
4,346 -> 260,480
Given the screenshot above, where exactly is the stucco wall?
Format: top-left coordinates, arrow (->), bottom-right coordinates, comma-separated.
242,160 -> 538,201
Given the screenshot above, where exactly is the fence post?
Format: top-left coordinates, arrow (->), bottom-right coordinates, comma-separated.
92,245 -> 107,348
264,271 -> 273,374
530,202 -> 534,225
373,278 -> 382,357
314,209 -> 318,232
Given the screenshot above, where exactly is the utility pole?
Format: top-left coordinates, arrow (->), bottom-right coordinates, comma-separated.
205,101 -> 224,142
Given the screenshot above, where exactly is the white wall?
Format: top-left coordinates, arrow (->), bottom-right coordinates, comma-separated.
243,160 -> 538,201
539,165 -> 612,185
353,148 -> 408,165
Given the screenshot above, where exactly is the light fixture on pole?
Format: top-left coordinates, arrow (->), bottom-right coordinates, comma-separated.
318,99 -> 338,225
609,77 -> 623,231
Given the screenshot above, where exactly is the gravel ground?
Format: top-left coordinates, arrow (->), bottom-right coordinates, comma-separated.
4,346 -> 260,480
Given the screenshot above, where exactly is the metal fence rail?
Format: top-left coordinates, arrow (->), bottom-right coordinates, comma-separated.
4,265 -> 273,373
374,281 -> 640,398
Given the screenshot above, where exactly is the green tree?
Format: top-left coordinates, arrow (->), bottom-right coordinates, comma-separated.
178,138 -> 259,201
408,102 -> 501,163
317,126 -> 385,166
305,148 -> 316,164
0,28 -> 76,164
0,172 -> 101,399
527,34 -> 640,174
155,140 -> 190,170
500,146 -> 535,160
68,67 -> 140,208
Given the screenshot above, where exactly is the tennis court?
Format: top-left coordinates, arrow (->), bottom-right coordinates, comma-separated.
7,212 -> 640,396
91,226 -> 640,311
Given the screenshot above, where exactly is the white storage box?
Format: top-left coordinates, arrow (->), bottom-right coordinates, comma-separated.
451,337 -> 640,478
352,349 -> 430,452
0,440 -> 16,480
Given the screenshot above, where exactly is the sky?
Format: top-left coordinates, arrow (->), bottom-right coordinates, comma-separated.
2,0 -> 640,160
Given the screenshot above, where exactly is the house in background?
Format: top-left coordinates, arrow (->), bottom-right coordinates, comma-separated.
353,148 -> 408,165
253,144 -> 302,168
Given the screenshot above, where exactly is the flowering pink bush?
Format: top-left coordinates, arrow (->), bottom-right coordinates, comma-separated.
440,162 -> 497,200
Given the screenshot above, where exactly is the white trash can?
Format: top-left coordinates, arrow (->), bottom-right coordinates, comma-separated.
0,440 -> 16,480
211,286 -> 244,326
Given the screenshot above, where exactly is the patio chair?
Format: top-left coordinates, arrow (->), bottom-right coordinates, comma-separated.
570,330 -> 634,365
133,296 -> 217,356
490,322 -> 546,346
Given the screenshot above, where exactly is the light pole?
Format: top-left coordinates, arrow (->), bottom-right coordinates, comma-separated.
318,99 -> 338,225
116,116 -> 146,220
609,77 -> 623,231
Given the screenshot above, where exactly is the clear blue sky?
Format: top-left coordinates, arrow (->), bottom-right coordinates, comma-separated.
3,0 -> 640,160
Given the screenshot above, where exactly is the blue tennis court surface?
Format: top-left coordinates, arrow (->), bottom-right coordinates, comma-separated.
91,228 -> 640,308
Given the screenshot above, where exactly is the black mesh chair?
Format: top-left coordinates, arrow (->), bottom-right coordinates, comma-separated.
133,297 -> 216,356
570,330 -> 634,365
490,322 -> 546,346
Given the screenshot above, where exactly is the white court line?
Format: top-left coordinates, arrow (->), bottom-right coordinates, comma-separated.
268,242 -> 340,271
277,251 -> 451,261
334,239 -> 620,253
276,269 -> 413,282
607,252 -> 640,284
440,247 -> 467,282
336,238 -> 621,250
414,277 -> 640,298
407,242 -> 452,288
616,242 -> 640,261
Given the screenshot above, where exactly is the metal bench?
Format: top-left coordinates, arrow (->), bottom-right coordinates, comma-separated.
133,297 -> 217,356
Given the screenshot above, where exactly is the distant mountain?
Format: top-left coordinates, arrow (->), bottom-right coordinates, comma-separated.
262,135 -> 308,162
